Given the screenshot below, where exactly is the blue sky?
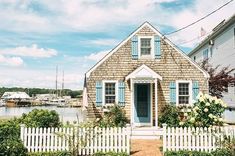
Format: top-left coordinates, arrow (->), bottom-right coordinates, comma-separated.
0,0 -> 234,90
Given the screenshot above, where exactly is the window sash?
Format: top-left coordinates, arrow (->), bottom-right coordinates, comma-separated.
178,82 -> 190,105
140,38 -> 151,55
104,82 -> 116,104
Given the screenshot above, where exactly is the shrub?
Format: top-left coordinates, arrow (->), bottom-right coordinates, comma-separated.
0,139 -> 27,156
183,92 -> 227,127
93,151 -> 128,156
158,105 -> 180,127
164,150 -> 212,156
20,109 -> 61,127
28,151 -> 72,156
165,149 -> 233,156
211,148 -> 232,156
98,105 -> 128,128
0,119 -> 20,142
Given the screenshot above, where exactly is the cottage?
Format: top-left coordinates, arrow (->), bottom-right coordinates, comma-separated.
82,22 -> 209,127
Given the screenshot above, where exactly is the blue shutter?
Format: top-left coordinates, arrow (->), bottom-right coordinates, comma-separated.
131,35 -> 138,59
118,81 -> 125,106
95,81 -> 102,106
154,35 -> 161,59
169,82 -> 176,104
192,81 -> 199,102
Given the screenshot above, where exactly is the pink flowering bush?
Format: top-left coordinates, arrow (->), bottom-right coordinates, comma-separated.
181,92 -> 227,127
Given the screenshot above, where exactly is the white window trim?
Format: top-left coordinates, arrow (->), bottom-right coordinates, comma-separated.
176,80 -> 193,106
102,80 -> 118,106
138,36 -> 154,59
202,48 -> 209,60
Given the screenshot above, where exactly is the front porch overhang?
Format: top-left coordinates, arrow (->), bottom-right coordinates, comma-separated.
125,64 -> 162,81
127,64 -> 162,128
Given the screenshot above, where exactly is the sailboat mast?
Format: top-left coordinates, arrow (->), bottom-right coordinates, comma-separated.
55,65 -> 58,98
61,70 -> 64,97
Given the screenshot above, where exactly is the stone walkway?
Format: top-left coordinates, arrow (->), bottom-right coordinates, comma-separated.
131,139 -> 163,156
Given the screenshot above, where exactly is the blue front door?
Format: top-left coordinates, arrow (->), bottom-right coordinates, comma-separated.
134,84 -> 151,124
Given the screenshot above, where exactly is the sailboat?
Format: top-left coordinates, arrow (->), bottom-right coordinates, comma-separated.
46,67 -> 67,106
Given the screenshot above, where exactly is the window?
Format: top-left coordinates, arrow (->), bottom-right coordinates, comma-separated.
140,38 -> 151,56
193,56 -> 196,61
203,48 -> 209,60
178,83 -> 190,105
234,28 -> 235,47
210,46 -> 213,57
105,83 -> 116,104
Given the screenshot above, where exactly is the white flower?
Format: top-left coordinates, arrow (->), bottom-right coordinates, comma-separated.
197,92 -> 203,99
205,102 -> 210,106
190,117 -> 195,123
212,96 -> 217,102
208,114 -> 213,118
214,98 -> 220,104
204,108 -> 208,112
205,94 -> 210,99
184,113 -> 188,117
179,122 -> 184,126
214,118 -> 218,122
199,97 -> 204,102
209,96 -> 213,103
194,106 -> 199,110
218,118 -> 223,122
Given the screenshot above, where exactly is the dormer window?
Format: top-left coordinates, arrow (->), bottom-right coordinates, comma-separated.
141,38 -> 151,56
138,36 -> 154,58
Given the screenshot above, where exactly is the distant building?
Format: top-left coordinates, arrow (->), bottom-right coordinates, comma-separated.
1,92 -> 31,100
35,94 -> 56,101
189,14 -> 235,123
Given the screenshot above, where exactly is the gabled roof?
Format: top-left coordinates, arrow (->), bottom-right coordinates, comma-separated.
86,22 -> 209,78
125,64 -> 163,80
189,14 -> 235,57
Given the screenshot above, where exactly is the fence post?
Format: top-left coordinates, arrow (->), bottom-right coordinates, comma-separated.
20,124 -> 25,143
162,123 -> 167,153
126,124 -> 131,155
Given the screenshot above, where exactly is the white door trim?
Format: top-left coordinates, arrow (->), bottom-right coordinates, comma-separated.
131,81 -> 153,127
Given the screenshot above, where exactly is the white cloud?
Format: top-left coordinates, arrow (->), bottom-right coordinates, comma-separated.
0,44 -> 58,58
167,0 -> 235,48
0,54 -> 23,66
82,39 -> 119,47
0,67 -> 84,90
85,50 -> 110,61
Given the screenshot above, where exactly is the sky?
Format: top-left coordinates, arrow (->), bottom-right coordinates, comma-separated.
0,0 -> 234,90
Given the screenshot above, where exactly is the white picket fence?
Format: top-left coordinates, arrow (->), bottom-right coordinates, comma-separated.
20,125 -> 130,155
162,124 -> 235,152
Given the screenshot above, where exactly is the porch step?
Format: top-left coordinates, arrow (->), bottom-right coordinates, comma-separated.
130,127 -> 163,139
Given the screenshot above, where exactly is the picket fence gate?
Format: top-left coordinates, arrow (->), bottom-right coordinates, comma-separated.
20,125 -> 130,155
162,124 -> 235,152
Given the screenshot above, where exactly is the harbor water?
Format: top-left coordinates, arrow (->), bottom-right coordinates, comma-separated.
0,106 -> 85,123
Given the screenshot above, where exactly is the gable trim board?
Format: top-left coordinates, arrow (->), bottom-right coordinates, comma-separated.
85,22 -> 210,79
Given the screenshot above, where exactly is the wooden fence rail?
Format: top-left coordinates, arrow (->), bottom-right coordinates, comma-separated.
20,125 -> 130,155
163,124 -> 235,153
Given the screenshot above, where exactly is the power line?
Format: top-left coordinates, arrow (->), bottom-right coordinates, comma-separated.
164,0 -> 234,36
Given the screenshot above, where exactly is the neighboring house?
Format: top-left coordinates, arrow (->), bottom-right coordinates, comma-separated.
82,22 -> 209,127
188,14 -> 235,123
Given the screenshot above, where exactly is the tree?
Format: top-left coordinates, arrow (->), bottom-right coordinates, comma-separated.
201,60 -> 235,98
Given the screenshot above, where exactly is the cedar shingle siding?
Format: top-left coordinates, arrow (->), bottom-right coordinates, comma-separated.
85,25 -> 209,121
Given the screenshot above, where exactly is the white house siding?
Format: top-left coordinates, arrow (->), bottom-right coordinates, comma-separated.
190,21 -> 235,123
